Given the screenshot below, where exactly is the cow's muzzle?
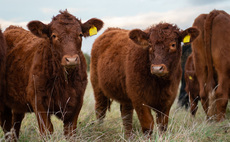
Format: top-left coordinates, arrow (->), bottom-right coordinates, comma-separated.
61,54 -> 80,68
151,64 -> 169,76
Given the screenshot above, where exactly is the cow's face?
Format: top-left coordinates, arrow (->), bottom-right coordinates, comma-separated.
129,23 -> 199,77
27,10 -> 103,69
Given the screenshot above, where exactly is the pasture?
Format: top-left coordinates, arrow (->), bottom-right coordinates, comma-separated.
0,78 -> 230,141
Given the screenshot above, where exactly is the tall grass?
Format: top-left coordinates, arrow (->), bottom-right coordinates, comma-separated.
0,80 -> 230,141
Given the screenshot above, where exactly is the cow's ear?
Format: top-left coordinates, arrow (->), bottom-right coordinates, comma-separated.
181,27 -> 199,44
27,21 -> 49,38
129,29 -> 149,48
81,18 -> 104,37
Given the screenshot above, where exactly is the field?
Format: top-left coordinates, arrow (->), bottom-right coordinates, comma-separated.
0,80 -> 230,142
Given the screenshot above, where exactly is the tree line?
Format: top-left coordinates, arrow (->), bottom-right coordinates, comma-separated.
84,53 -> 90,72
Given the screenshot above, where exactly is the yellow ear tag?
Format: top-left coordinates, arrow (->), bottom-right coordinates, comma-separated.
189,76 -> 193,80
89,26 -> 97,36
183,35 -> 191,43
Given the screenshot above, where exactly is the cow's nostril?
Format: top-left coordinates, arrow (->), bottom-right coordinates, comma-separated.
65,58 -> 69,62
159,66 -> 164,71
75,57 -> 78,61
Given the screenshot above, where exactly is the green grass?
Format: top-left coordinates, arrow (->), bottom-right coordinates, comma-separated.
1,80 -> 230,141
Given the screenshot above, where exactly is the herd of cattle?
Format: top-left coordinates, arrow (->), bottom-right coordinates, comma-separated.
0,9 -> 229,140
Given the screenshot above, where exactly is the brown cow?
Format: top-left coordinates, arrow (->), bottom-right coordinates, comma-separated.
0,28 -> 8,132
184,54 -> 200,116
192,10 -> 230,121
90,24 -> 199,136
1,10 -> 103,139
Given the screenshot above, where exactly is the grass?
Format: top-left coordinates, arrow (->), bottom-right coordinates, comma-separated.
0,80 -> 230,142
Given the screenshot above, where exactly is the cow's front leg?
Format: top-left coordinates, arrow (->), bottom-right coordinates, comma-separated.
28,75 -> 53,136
134,103 -> 154,135
12,112 -> 25,139
63,115 -> 79,138
63,97 -> 83,137
120,102 -> 133,137
0,105 -> 12,139
156,109 -> 170,132
33,105 -> 53,136
63,121 -> 77,138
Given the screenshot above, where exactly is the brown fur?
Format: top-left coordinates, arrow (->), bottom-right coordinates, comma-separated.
184,54 -> 200,116
192,10 -> 230,121
1,10 -> 103,139
0,28 -> 8,130
90,23 -> 199,136
0,28 -> 7,109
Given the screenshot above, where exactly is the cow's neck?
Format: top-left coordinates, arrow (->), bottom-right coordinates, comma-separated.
63,67 -> 77,84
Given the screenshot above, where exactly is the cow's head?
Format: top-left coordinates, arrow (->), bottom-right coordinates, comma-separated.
185,70 -> 200,116
129,23 -> 199,77
27,10 -> 103,69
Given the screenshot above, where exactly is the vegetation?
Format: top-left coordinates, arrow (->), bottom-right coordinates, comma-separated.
84,53 -> 91,72
0,80 -> 229,142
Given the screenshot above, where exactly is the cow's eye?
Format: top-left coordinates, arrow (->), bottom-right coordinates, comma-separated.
79,32 -> 83,37
169,42 -> 176,52
51,33 -> 57,39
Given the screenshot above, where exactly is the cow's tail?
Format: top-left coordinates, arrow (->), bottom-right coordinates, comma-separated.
204,10 -> 221,118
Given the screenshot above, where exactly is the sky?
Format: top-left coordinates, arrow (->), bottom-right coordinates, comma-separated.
0,0 -> 230,54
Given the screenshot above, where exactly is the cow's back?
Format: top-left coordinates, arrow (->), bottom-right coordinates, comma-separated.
91,28 -> 132,102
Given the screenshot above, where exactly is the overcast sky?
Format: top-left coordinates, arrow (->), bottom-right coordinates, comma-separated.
1,0 -> 230,54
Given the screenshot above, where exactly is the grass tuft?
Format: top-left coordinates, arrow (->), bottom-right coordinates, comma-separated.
0,81 -> 230,141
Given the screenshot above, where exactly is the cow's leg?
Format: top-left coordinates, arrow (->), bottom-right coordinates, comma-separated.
33,107 -> 53,136
156,109 -> 170,132
194,56 -> 209,114
120,103 -> 133,136
12,112 -> 25,139
63,118 -> 78,138
134,104 -> 154,135
63,121 -> 77,138
0,106 -> 12,137
63,98 -> 83,137
94,89 -> 109,123
214,77 -> 229,121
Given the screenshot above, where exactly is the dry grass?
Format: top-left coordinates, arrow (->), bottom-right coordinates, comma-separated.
0,80 -> 230,142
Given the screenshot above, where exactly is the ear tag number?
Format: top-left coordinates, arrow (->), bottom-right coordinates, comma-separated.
89,26 -> 97,36
183,35 -> 191,43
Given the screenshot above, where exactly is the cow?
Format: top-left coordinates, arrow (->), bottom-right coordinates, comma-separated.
0,29 -> 6,91
184,54 -> 200,116
192,10 -> 230,121
90,23 -> 199,136
1,10 -> 103,140
0,28 -> 7,133
178,44 -> 192,109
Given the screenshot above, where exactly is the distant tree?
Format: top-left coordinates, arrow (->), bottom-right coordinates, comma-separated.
84,53 -> 90,72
